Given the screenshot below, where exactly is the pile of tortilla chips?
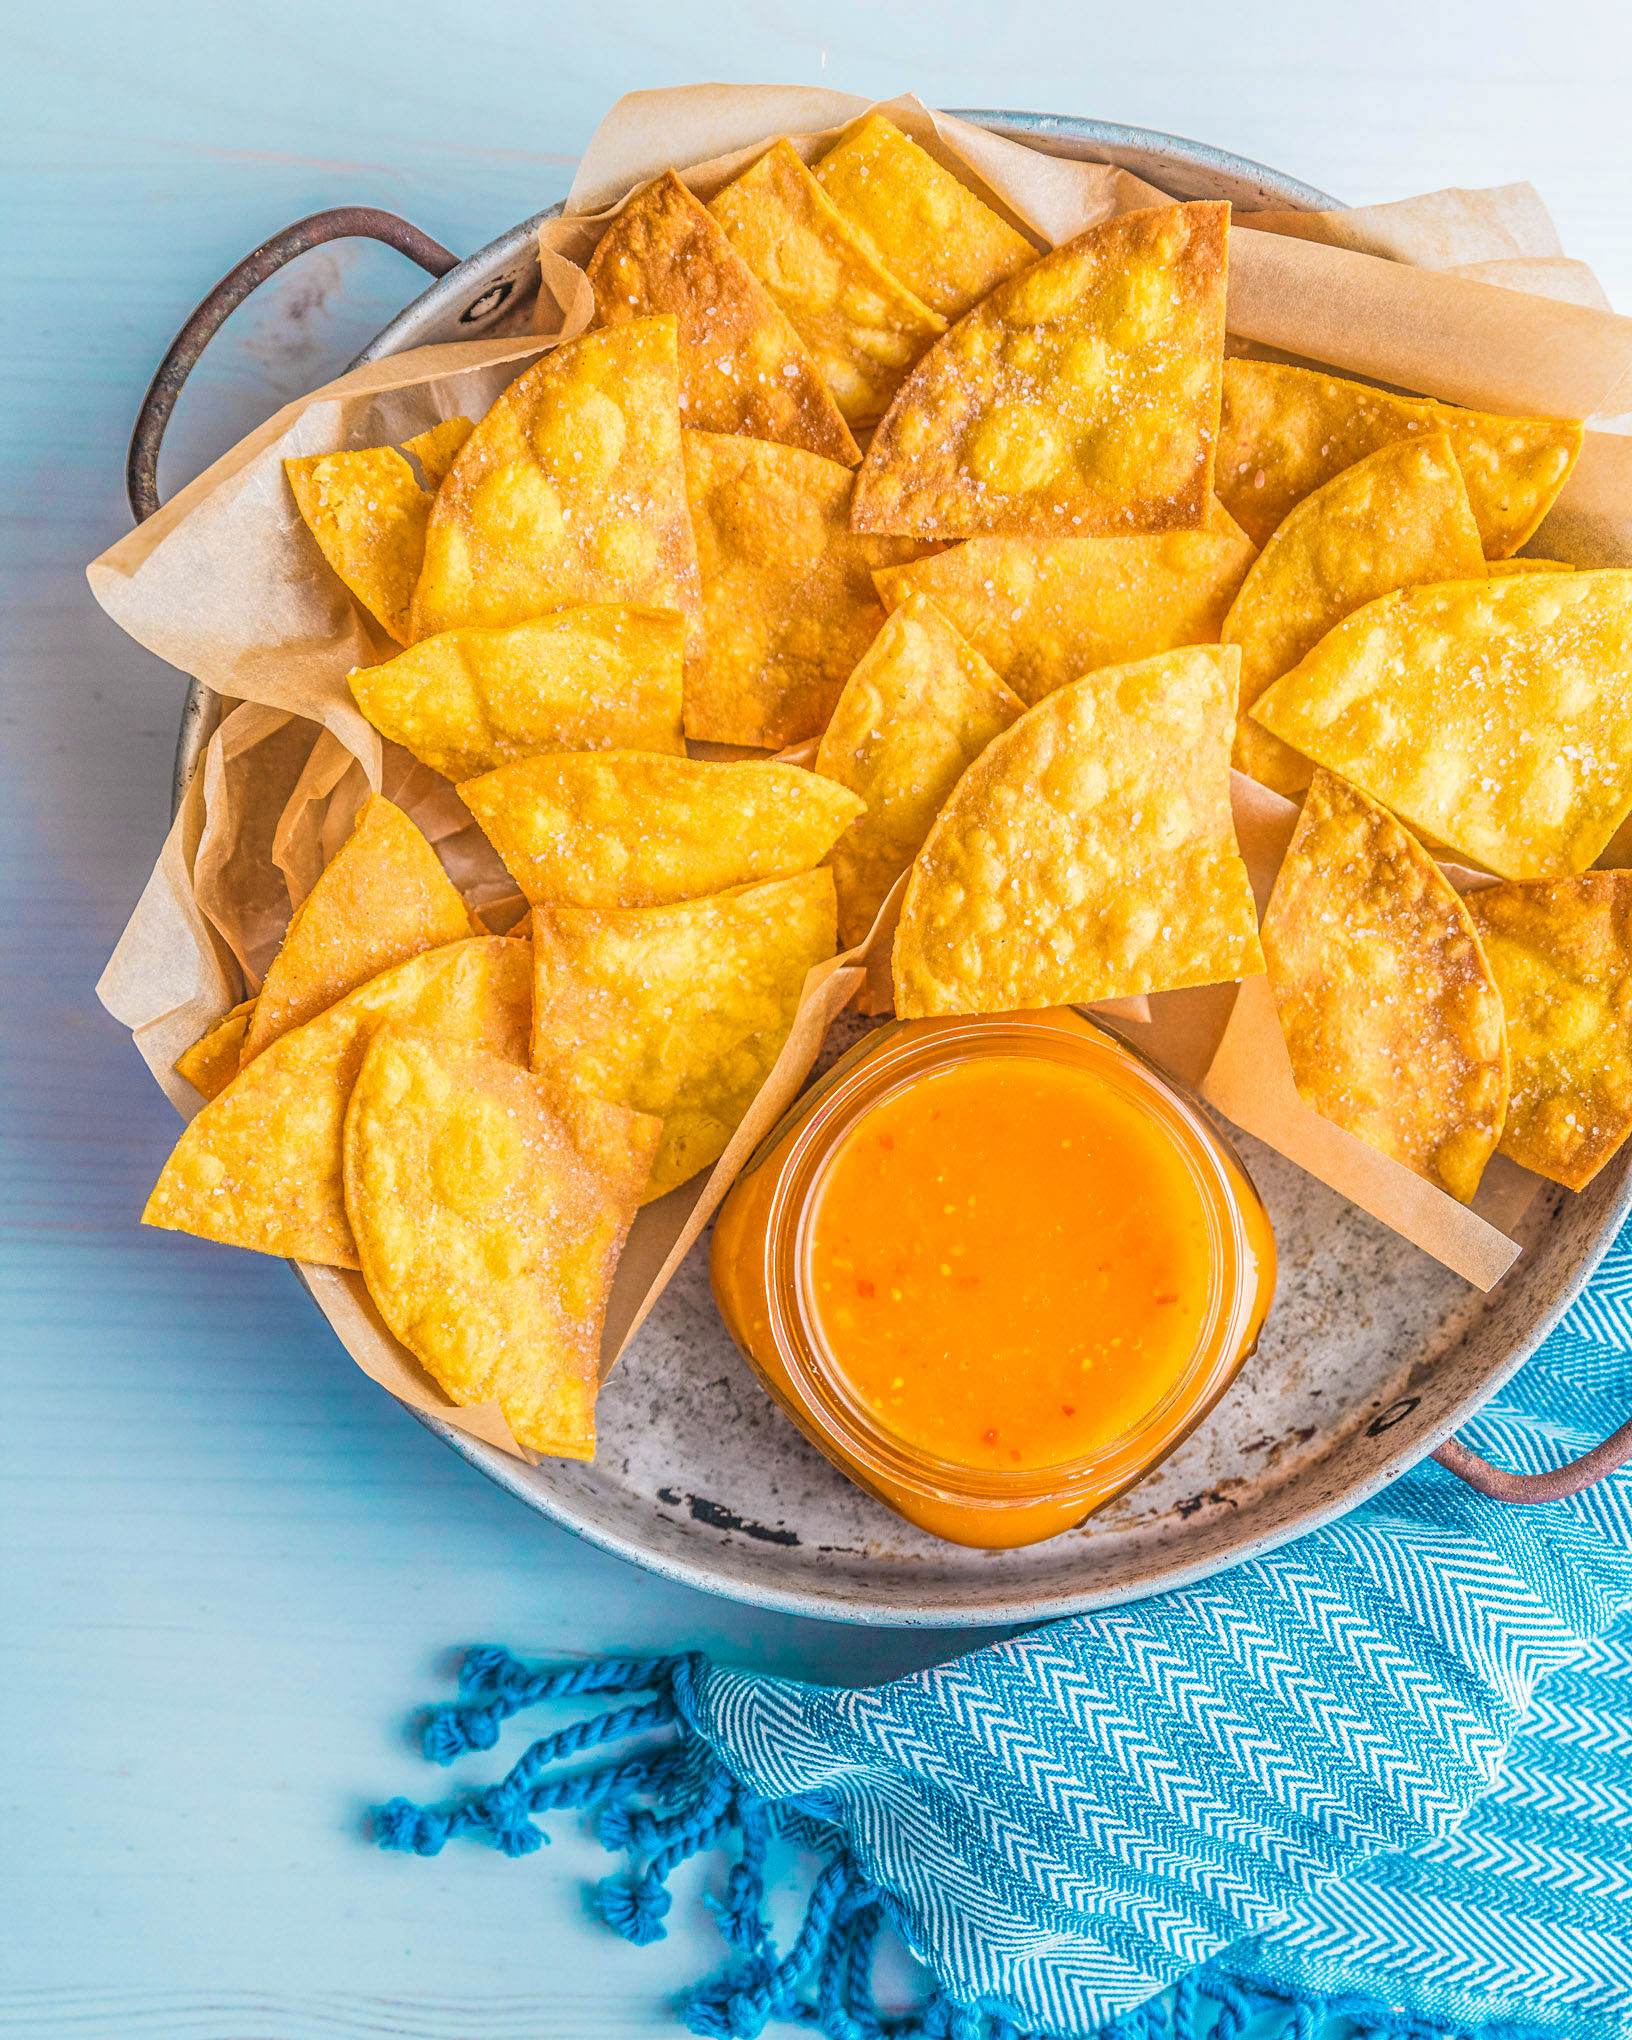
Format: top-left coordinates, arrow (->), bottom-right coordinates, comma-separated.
145,109 -> 1632,1463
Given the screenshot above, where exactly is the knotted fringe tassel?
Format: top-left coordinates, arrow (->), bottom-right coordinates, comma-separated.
374,1648 -> 1505,2040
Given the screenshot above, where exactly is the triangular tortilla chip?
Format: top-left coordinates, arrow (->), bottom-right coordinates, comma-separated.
683,429 -> 930,746
143,939 -> 531,1268
1465,873 -> 1632,1190
873,498 -> 1256,707
810,114 -> 1037,319
458,749 -> 862,909
815,594 -> 1025,947
285,448 -> 429,646
1215,358 -> 1583,557
404,417 -> 474,488
349,606 -> 685,782
588,171 -> 858,465
241,796 -> 478,1063
1260,770 -> 1508,1202
531,872 -> 837,1200
410,318 -> 702,645
893,645 -> 1262,1015
343,1029 -> 658,1457
1224,432 -> 1487,796
709,139 -> 946,428
1251,569 -> 1632,879
853,202 -> 1229,541
175,999 -> 255,1101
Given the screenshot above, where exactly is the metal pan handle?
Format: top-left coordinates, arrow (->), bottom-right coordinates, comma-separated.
1433,1414 -> 1632,1503
126,206 -> 458,523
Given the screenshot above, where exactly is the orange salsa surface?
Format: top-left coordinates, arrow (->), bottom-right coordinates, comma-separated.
805,1054 -> 1215,1472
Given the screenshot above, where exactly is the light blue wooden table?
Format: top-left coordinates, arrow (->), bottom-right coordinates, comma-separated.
6,4 -> 1632,2033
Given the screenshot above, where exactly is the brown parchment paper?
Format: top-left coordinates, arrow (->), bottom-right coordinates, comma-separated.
93,87 -> 1632,1462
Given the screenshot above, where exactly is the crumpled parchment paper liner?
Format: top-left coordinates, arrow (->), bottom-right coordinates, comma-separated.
93,90 -> 1632,1459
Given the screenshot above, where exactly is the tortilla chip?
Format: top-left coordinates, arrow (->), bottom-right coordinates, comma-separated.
343,1029 -> 658,1458
873,498 -> 1256,707
709,139 -> 946,428
175,999 -> 254,1101
404,417 -> 474,488
683,429 -> 930,746
531,872 -> 837,1200
285,448 -> 429,646
588,171 -> 858,464
1465,874 -> 1632,1190
143,938 -> 531,1268
410,318 -> 702,645
853,202 -> 1229,541
241,796 -> 478,1063
1488,558 -> 1572,575
893,645 -> 1262,1015
458,749 -> 863,908
349,606 -> 685,782
1260,770 -> 1508,1202
815,594 -> 1025,946
1224,432 -> 1487,797
810,114 -> 1037,319
1251,570 -> 1632,880
1215,359 -> 1583,557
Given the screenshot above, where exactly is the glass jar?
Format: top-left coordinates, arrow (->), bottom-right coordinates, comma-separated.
710,1008 -> 1276,1549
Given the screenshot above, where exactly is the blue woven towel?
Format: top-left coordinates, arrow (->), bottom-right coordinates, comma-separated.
377,1222 -> 1632,2040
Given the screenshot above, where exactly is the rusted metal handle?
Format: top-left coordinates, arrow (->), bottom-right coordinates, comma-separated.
1432,1413 -> 1632,1503
126,206 -> 458,523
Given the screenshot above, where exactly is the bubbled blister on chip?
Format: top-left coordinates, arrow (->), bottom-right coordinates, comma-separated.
853,202 -> 1229,541
1259,769 -> 1509,1203
893,644 -> 1263,1015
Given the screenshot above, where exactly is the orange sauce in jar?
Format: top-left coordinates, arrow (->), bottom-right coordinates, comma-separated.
806,1056 -> 1216,1474
711,1010 -> 1275,1549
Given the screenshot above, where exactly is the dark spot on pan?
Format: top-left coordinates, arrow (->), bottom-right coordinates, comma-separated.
685,1493 -> 801,1545
1173,1487 -> 1241,1520
656,1486 -> 683,1506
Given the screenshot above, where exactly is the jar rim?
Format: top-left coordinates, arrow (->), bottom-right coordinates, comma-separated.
756,1010 -> 1269,1517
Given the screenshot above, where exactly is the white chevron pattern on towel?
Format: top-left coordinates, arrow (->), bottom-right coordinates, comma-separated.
685,1209 -> 1632,2040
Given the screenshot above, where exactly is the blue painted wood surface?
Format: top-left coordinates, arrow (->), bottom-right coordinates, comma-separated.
5,4 -> 1632,2033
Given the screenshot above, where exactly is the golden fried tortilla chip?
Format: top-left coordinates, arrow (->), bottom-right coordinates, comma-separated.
1215,358 -> 1583,557
404,417 -> 474,488
349,606 -> 685,782
410,318 -> 702,644
531,871 -> 837,1200
285,448 -> 429,646
815,594 -> 1024,946
894,645 -> 1262,1015
241,796 -> 478,1063
1251,570 -> 1632,880
175,999 -> 254,1101
853,202 -> 1229,542
1465,874 -> 1632,1189
709,139 -> 946,428
143,939 -> 531,1268
459,749 -> 862,909
683,429 -> 930,745
1260,770 -> 1508,1202
810,114 -> 1037,320
344,1028 -> 658,1458
1224,432 -> 1487,797
873,498 -> 1256,707
589,171 -> 858,464
1488,558 -> 1572,575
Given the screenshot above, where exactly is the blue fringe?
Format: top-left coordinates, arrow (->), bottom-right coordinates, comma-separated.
373,1647 -> 1508,2040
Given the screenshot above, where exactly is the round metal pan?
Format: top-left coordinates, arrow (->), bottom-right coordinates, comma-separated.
154,113 -> 1632,1626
